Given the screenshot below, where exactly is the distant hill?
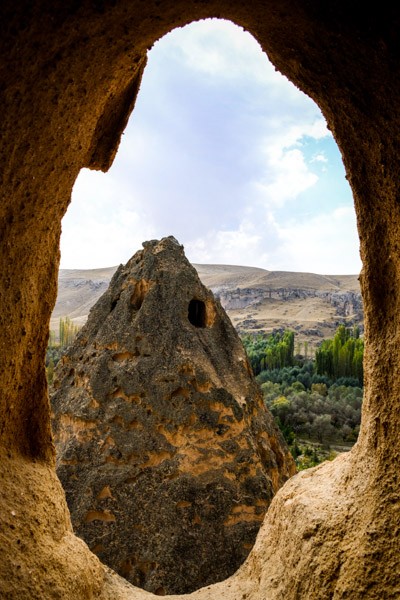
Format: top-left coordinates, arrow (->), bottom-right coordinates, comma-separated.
52,264 -> 363,352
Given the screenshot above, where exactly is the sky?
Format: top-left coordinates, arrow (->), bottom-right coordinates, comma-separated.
61,19 -> 362,275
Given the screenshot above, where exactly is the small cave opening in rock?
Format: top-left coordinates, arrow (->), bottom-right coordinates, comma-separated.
131,279 -> 151,311
188,298 -> 207,327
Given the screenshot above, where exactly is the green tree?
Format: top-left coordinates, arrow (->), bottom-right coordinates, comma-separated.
241,330 -> 295,375
58,316 -> 80,347
46,317 -> 81,384
315,324 -> 363,385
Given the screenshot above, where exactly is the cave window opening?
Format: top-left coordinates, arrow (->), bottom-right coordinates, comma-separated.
36,12 -> 365,600
188,299 -> 207,328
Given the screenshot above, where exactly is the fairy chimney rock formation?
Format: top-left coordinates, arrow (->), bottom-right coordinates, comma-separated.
51,236 -> 295,595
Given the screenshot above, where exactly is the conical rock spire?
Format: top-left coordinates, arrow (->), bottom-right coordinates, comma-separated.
51,236 -> 295,595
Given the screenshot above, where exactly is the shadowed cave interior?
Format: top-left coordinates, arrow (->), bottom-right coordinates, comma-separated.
188,299 -> 207,328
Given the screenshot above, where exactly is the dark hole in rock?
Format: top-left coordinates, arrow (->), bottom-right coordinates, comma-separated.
131,291 -> 144,311
131,280 -> 150,311
188,299 -> 206,328
155,588 -> 166,596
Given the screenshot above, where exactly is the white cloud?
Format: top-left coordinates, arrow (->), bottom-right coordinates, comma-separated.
61,19 -> 359,275
265,120 -> 329,153
311,152 -> 328,163
273,206 -> 361,274
248,118 -> 329,210
162,19 -> 276,83
254,147 -> 318,207
184,205 -> 361,275
185,220 -> 266,267
61,169 -> 156,268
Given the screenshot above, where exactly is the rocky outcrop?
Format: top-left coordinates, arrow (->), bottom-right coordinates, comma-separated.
216,286 -> 363,320
51,236 -> 295,595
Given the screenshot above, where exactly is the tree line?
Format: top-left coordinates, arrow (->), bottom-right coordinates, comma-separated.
261,378 -> 362,469
242,330 -> 295,375
46,317 -> 80,383
262,380 -> 362,445
241,324 -> 364,467
315,324 -> 363,386
242,324 -> 363,386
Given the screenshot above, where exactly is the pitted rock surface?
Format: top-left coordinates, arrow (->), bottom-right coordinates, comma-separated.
51,236 -> 295,595
2,3 -> 400,599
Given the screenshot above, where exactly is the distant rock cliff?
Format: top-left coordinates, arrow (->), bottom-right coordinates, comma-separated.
51,237 -> 295,595
51,265 -> 363,347
215,286 -> 363,318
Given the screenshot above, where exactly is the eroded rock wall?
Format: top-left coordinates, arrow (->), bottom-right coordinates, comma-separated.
217,286 -> 363,317
1,2 -> 400,599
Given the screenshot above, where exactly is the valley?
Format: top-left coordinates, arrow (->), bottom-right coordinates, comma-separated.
52,263 -> 363,352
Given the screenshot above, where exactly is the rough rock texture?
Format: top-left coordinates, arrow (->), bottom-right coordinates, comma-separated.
51,236 -> 295,594
1,2 -> 400,599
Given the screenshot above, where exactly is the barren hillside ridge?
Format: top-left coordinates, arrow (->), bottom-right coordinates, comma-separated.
53,262 -> 363,348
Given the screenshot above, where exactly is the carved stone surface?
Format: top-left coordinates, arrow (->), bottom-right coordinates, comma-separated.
51,236 -> 295,594
2,3 -> 400,599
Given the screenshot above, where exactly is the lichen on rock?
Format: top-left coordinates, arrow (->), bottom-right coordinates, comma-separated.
51,236 -> 295,594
